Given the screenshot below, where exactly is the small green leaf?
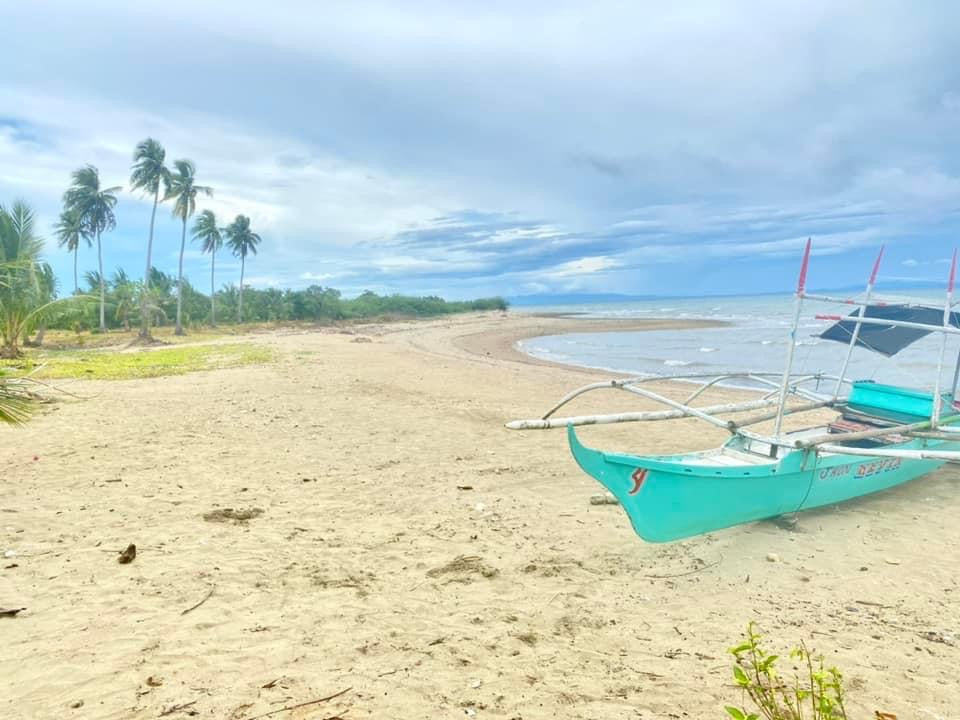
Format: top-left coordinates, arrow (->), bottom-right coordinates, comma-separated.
729,642 -> 752,655
724,707 -> 746,720
732,665 -> 750,686
759,654 -> 779,671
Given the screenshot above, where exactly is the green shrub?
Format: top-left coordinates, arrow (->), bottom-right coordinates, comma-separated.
725,623 -> 851,720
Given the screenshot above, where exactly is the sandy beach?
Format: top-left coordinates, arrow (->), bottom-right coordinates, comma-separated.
3,311 -> 958,719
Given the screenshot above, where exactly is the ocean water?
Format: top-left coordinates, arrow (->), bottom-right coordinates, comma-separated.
518,293 -> 960,393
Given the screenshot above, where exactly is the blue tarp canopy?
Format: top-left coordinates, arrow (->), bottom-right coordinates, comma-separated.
819,304 -> 960,357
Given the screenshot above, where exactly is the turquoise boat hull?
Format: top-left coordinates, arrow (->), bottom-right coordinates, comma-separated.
568,425 -> 954,542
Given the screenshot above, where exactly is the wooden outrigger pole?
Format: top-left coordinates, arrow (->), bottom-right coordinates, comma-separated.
832,246 -> 884,400
772,238 -> 811,437
931,250 -> 957,427
507,371 -> 841,432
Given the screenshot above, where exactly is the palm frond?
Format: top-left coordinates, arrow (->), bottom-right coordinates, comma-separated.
0,375 -> 33,425
224,215 -> 262,259
64,165 -> 120,235
130,138 -> 168,195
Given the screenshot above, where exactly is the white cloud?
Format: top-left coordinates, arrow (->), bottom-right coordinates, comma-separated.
243,275 -> 282,288
0,86 -> 463,246
299,271 -> 355,281
542,255 -> 621,279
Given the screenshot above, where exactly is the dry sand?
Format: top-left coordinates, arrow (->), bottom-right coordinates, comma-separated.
2,312 -> 958,719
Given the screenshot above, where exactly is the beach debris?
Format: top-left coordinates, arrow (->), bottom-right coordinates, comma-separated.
159,699 -> 198,717
3,550 -> 15,558
181,586 -> 216,616
427,555 -> 499,582
589,492 -> 619,506
244,687 -> 352,720
884,557 -> 901,565
456,485 -> 474,491
919,630 -> 956,646
855,599 -> 893,609
874,713 -> 897,720
513,631 -> 538,646
766,553 -> 780,563
69,700 -> 84,709
117,543 -> 136,564
469,679 -> 482,689
0,607 -> 25,618
146,676 -> 163,687
4,563 -> 18,570
202,507 -> 264,524
644,556 -> 722,579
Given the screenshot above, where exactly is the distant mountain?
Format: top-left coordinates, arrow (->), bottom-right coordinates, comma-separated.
836,279 -> 947,292
508,282 -> 949,306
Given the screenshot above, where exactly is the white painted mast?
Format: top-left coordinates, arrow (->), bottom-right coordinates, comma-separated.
833,246 -> 884,399
931,250 -> 957,427
773,238 -> 812,438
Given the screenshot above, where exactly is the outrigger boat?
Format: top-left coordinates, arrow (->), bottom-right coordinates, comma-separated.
507,241 -> 960,542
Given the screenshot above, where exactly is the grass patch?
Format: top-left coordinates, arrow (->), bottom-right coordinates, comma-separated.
2,343 -> 273,380
39,326 -> 235,350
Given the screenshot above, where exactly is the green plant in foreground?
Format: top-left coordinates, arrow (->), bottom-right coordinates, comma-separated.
726,623 -> 849,720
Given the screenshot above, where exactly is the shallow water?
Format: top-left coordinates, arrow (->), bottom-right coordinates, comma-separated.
519,293 -> 960,392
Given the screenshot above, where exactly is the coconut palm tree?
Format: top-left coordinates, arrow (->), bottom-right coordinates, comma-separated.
111,268 -> 138,331
192,209 -> 223,326
0,200 -> 57,358
54,207 -> 90,294
224,215 -> 261,323
165,160 -> 212,335
64,166 -> 120,332
130,139 -> 170,339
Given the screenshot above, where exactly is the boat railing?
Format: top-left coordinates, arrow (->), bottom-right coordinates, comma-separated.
506,371 -> 840,445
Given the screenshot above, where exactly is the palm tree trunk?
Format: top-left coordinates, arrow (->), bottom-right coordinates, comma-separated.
210,249 -> 216,326
97,230 -> 105,332
175,218 -> 186,335
73,247 -> 78,294
239,254 -> 245,323
140,187 -> 159,338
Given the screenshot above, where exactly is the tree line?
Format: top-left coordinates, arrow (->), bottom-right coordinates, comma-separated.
0,136 -> 507,358
47,270 -> 507,332
54,138 -> 262,338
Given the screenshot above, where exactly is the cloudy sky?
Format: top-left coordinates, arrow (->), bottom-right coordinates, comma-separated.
3,1 -> 960,299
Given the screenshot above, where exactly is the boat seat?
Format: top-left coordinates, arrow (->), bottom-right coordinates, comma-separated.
827,417 -> 907,444
841,380 -> 955,426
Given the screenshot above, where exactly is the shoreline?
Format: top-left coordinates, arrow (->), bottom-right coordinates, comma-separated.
451,310 -> 729,375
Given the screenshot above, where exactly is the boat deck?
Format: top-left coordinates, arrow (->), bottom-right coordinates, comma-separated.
681,447 -> 776,466
683,426 -> 834,466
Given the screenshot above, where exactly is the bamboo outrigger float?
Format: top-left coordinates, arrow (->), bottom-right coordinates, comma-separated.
507,241 -> 960,542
